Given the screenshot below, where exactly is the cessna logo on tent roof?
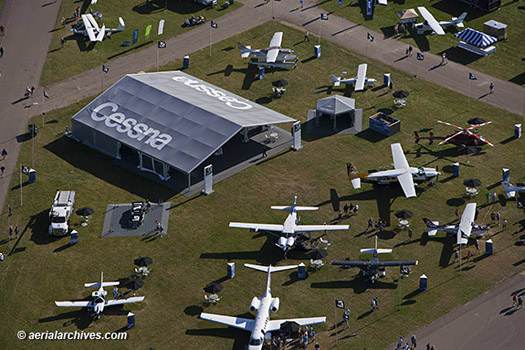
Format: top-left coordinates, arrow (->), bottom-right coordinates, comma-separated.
91,102 -> 172,151
172,76 -> 252,110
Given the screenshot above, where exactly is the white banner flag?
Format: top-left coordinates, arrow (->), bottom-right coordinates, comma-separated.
158,19 -> 165,36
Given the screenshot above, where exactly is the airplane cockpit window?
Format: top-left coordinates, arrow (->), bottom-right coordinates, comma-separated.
249,337 -> 263,346
417,167 -> 424,175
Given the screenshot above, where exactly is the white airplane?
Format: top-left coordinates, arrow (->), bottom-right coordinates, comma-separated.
423,203 -> 489,245
71,14 -> 125,42
229,196 -> 349,252
502,168 -> 525,198
330,63 -> 376,91
415,7 -> 467,35
200,264 -> 326,350
347,143 -> 440,198
237,32 -> 297,68
55,272 -> 144,316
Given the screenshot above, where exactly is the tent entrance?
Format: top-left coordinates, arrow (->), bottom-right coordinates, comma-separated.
137,151 -> 170,181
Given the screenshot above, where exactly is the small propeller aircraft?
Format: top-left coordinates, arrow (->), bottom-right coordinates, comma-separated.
414,120 -> 493,147
229,196 -> 349,253
237,32 -> 298,68
55,272 -> 144,317
414,7 -> 467,35
423,203 -> 489,245
347,143 -> 440,198
71,14 -> 125,42
501,168 -> 525,198
331,237 -> 418,283
330,63 -> 376,91
200,264 -> 325,350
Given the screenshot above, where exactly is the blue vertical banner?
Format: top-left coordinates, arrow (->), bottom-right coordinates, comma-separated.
132,29 -> 139,45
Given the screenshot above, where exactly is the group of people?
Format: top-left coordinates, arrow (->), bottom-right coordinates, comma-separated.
270,326 -> 317,349
512,292 -> 523,309
24,86 -> 35,98
0,148 -> 7,178
396,334 -> 417,350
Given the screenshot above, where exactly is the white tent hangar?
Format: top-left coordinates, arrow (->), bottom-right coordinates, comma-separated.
71,71 -> 295,188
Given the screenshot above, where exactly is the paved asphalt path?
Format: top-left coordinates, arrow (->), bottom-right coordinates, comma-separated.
0,0 -> 61,213
387,270 -> 525,350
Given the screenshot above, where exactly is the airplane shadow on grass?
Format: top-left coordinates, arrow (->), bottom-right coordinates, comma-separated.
310,274 -> 397,294
200,232 -> 310,266
39,304 -> 127,330
207,63 -> 288,90
186,323 -> 250,350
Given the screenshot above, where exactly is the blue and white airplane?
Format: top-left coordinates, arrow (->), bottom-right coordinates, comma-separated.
229,196 -> 349,252
200,264 -> 325,350
502,168 -> 525,198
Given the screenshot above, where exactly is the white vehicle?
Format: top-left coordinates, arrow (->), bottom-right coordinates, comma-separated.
348,143 -> 440,198
49,190 -> 75,236
55,272 -> 144,316
193,0 -> 217,5
229,196 -> 349,252
200,264 -> 325,350
501,168 -> 525,198
415,7 -> 467,35
331,63 -> 376,91
71,14 -> 125,42
237,32 -> 297,68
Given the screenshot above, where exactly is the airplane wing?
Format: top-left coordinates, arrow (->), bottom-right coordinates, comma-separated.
355,64 -> 367,91
296,225 -> 349,232
105,296 -> 145,307
418,7 -> 445,35
269,32 -> 283,48
331,260 -> 370,267
96,25 -> 105,41
81,15 -> 98,42
391,143 -> 410,170
377,0 -> 387,4
200,313 -> 255,331
55,301 -> 92,308
397,172 -> 417,198
229,222 -> 284,232
458,203 -> 475,245
267,317 -> 326,332
266,48 -> 280,63
271,206 -> 318,211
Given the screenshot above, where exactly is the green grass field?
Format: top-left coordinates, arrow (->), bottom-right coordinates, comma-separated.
319,0 -> 525,84
1,21 -> 524,350
40,0 -> 241,86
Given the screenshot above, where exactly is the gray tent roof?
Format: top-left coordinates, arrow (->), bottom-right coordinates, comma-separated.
71,71 -> 295,174
316,95 -> 355,115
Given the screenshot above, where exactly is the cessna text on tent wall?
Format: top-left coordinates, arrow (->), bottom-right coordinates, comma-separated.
172,76 -> 252,110
91,102 -> 172,151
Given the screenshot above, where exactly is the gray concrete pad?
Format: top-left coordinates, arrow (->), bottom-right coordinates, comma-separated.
101,202 -> 170,238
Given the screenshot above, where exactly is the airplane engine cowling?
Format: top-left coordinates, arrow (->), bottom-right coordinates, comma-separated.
286,237 -> 295,249
270,297 -> 280,313
277,237 -> 287,249
249,297 -> 260,312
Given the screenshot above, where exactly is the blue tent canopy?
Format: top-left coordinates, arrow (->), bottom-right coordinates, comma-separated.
454,28 -> 497,48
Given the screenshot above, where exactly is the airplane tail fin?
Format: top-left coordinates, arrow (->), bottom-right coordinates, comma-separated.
422,218 -> 438,228
456,12 -> 467,27
502,168 -> 510,183
502,182 -> 516,198
423,218 -> 439,235
331,74 -> 340,86
117,17 -> 125,31
84,272 -> 119,288
237,42 -> 252,58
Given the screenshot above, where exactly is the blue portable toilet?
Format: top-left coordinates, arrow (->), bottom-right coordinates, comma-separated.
314,45 -> 321,58
227,262 -> 235,278
258,66 -> 265,80
383,73 -> 391,87
70,230 -> 78,245
183,55 -> 190,69
485,239 -> 493,255
366,0 -> 373,16
514,124 -> 522,138
297,263 -> 307,279
28,169 -> 36,184
127,312 -> 135,329
453,162 -> 460,177
419,274 -> 428,291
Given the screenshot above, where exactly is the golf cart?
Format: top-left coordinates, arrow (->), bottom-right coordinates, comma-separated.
129,201 -> 145,229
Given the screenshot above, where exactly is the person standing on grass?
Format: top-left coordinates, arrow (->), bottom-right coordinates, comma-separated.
1,165 -> 5,178
503,219 -> 508,230
453,248 -> 459,262
408,228 -> 413,241
411,334 -> 417,349
475,239 -> 480,254
367,217 -> 373,231
304,30 -> 309,42
15,225 -> 19,239
455,208 -> 460,219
